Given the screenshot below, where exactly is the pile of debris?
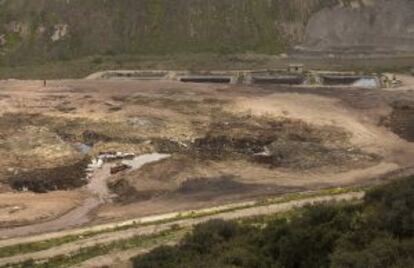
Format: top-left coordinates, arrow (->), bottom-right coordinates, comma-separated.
380,73 -> 403,88
8,158 -> 90,193
97,151 -> 135,162
85,152 -> 136,179
110,164 -> 132,174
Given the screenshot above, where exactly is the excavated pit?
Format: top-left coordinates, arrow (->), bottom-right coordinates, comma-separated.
321,75 -> 364,86
179,76 -> 232,84
252,75 -> 305,85
102,71 -> 168,80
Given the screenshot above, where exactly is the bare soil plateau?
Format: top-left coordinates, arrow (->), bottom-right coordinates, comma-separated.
0,77 -> 413,237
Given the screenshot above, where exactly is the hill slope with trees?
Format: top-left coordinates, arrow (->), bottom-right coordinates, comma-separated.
1,0 -> 413,67
133,176 -> 414,268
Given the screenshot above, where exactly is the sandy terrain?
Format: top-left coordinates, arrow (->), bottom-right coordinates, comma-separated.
395,74 -> 414,91
230,93 -> 409,158
0,76 -> 413,237
0,191 -> 83,228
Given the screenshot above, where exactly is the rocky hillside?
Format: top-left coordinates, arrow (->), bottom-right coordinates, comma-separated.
0,0 -> 412,66
301,0 -> 414,54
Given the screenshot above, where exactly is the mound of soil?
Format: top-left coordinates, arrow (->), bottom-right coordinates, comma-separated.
153,116 -> 373,170
109,179 -> 159,203
382,101 -> 414,142
8,158 -> 90,193
192,136 -> 265,159
255,141 -> 375,170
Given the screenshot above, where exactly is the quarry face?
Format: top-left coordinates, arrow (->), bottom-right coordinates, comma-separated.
0,76 -> 413,236
300,0 -> 414,54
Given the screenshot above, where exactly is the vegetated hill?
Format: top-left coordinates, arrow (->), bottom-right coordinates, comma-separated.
0,0 -> 414,67
132,176 -> 414,268
0,0 -> 335,66
0,0 -> 412,67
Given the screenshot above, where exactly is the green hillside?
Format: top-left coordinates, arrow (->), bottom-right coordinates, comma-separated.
1,0 -> 412,79
0,0 -> 336,66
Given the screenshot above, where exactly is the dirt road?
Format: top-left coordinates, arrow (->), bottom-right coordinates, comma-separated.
75,242 -> 180,268
0,192 -> 363,267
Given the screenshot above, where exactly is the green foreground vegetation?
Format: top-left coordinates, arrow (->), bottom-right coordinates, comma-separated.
0,187 -> 357,260
1,178 -> 412,268
3,229 -> 187,268
132,176 -> 414,268
0,0 -> 338,67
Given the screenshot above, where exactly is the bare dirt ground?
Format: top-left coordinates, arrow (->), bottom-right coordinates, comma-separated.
0,76 -> 413,237
0,191 -> 84,228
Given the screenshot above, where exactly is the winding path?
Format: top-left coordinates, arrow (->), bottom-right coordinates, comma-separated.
0,153 -> 170,239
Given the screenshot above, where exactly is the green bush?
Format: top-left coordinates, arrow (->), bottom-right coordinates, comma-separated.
132,177 -> 414,268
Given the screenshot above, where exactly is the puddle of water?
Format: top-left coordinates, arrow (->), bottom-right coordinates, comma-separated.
74,143 -> 92,155
122,153 -> 171,171
352,78 -> 379,88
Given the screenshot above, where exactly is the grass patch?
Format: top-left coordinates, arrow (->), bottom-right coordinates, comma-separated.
0,53 -> 412,80
3,229 -> 188,268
